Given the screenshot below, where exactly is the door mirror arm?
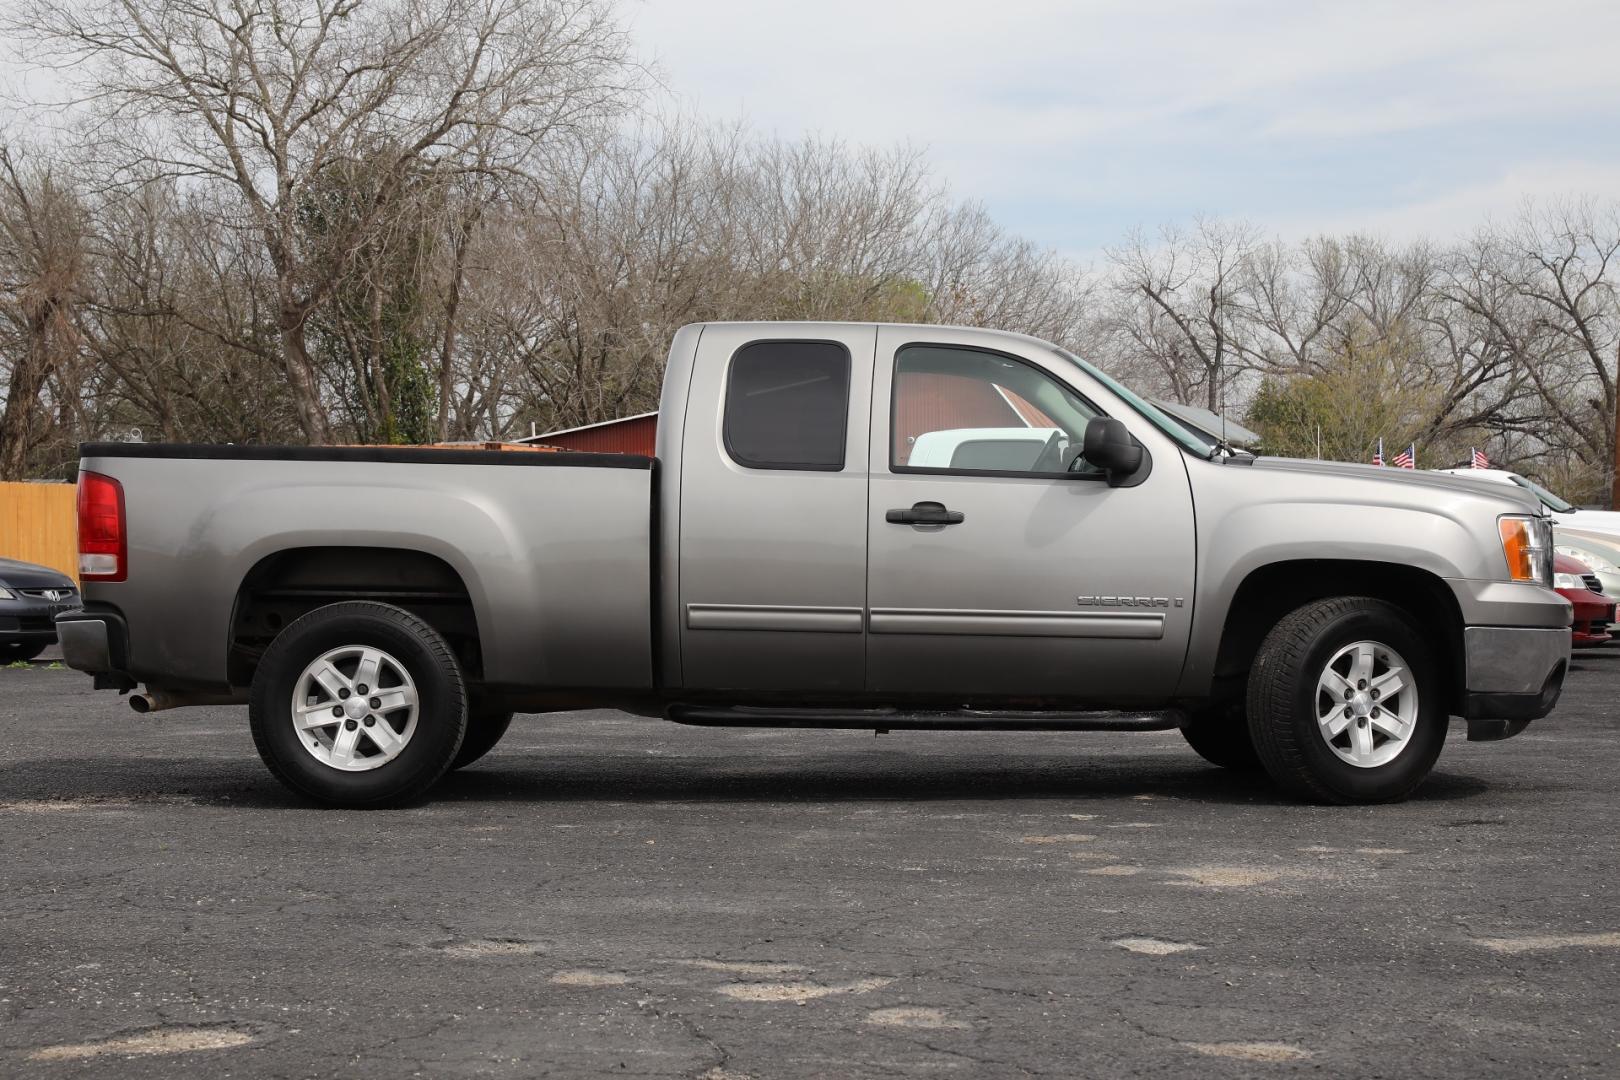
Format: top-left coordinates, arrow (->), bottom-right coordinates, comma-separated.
1081,417 -> 1149,488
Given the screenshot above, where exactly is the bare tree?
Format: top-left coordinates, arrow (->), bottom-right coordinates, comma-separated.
1102,219 -> 1261,410
1510,202 -> 1620,505
0,144 -> 86,479
1433,202 -> 1620,500
16,0 -> 639,442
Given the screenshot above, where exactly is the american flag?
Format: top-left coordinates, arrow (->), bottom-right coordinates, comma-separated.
1391,444 -> 1415,469
1471,447 -> 1490,469
1371,438 -> 1384,466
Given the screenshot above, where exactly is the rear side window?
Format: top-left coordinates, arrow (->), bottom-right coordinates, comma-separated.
724,341 -> 851,470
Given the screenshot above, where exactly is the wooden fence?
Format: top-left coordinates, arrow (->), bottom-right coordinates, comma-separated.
0,482 -> 78,582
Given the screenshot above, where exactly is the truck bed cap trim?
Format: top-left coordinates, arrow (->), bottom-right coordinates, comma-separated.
77,442 -> 653,469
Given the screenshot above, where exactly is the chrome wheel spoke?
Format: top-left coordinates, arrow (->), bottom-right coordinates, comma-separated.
364,720 -> 405,757
1349,720 -> 1374,760
1371,711 -> 1408,740
329,723 -> 362,765
354,648 -> 383,692
309,661 -> 350,701
295,701 -> 339,731
1349,643 -> 1376,686
1319,700 -> 1351,737
371,687 -> 415,714
1370,666 -> 1406,700
1322,669 -> 1355,699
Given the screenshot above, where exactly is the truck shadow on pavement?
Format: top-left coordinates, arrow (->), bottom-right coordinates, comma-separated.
0,752 -> 1496,810
431,757 -> 1496,808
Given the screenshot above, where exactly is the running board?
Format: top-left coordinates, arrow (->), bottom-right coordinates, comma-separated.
665,704 -> 1185,732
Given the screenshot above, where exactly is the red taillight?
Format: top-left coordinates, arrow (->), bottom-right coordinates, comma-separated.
77,470 -> 127,582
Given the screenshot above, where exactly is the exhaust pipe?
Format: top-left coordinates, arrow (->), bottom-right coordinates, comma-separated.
129,688 -> 248,713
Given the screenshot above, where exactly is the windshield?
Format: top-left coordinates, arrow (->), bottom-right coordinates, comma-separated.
1508,474 -> 1575,513
1050,348 -> 1219,457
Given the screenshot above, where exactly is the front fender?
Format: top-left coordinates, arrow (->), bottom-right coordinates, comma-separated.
1178,499 -> 1487,697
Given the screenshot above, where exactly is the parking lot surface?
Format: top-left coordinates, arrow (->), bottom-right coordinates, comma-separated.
2,649 -> 1617,1078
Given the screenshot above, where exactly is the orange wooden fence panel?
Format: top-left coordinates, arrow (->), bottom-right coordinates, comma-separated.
0,482 -> 78,582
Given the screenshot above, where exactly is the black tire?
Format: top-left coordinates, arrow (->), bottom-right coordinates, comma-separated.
1247,596 -> 1446,804
1179,701 -> 1263,771
249,602 -> 466,807
450,708 -> 514,770
1,642 -> 48,664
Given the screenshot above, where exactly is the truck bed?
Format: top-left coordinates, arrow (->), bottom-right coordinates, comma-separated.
75,443 -> 656,692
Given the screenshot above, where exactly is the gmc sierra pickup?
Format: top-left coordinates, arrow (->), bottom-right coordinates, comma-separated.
57,322 -> 1572,807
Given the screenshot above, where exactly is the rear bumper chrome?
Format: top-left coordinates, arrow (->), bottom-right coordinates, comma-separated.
55,610 -> 129,676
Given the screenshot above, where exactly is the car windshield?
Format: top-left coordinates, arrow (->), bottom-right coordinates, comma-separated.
1509,474 -> 1576,513
1050,348 -> 1219,457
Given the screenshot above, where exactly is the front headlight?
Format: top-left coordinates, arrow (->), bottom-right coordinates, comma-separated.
1553,572 -> 1585,590
1499,515 -> 1553,586
0,586 -> 14,600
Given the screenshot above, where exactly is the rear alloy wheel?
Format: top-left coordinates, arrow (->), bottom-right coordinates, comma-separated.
1247,597 -> 1446,804
250,602 -> 466,807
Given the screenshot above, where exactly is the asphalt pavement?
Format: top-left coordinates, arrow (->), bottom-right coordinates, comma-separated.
2,646 -> 1617,1078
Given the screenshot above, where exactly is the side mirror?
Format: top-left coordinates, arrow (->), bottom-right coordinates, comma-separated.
1082,417 -> 1144,486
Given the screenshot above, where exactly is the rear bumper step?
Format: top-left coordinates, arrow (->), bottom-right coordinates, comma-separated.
666,704 -> 1185,732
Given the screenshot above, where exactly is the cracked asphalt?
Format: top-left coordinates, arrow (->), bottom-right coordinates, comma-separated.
2,647 -> 1617,1078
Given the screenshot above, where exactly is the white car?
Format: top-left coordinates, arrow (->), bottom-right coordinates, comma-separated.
1555,530 -> 1620,597
906,426 -> 1068,471
1434,467 -> 1620,538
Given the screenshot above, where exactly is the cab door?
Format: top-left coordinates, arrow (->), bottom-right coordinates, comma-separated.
864,327 -> 1196,701
677,323 -> 876,692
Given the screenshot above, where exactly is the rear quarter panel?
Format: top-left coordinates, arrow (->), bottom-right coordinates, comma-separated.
79,451 -> 653,691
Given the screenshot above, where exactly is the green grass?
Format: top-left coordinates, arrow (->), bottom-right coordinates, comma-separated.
5,660 -> 32,669
46,661 -> 65,670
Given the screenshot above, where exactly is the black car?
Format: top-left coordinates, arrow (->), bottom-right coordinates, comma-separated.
0,557 -> 81,663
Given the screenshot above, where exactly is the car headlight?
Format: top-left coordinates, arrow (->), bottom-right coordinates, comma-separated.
0,586 -> 14,600
1553,572 -> 1585,590
1556,547 -> 1620,575
1499,515 -> 1553,586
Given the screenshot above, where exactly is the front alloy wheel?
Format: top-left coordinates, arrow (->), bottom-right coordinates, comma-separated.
1248,597 -> 1445,804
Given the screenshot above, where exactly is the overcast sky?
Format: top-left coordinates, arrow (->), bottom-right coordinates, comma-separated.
629,0 -> 1620,259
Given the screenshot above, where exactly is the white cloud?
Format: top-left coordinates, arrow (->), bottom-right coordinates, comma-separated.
629,0 -> 1620,245
1265,161 -> 1620,243
6,0 -> 1616,251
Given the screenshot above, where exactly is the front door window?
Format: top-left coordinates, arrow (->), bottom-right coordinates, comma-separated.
891,345 -> 1102,477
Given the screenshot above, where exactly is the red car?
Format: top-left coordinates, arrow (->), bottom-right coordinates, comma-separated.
1555,553 -> 1614,648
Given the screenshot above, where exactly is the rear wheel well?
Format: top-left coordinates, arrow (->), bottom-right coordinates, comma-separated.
229,547 -> 481,688
1212,560 -> 1464,716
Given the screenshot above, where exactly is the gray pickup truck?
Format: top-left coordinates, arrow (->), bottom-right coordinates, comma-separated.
58,321 -> 1571,807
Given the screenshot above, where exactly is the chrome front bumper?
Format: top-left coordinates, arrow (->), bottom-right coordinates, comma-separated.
1461,625 -> 1570,738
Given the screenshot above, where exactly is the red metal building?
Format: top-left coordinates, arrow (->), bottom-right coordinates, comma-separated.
524,377 -> 1051,463
524,412 -> 659,456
